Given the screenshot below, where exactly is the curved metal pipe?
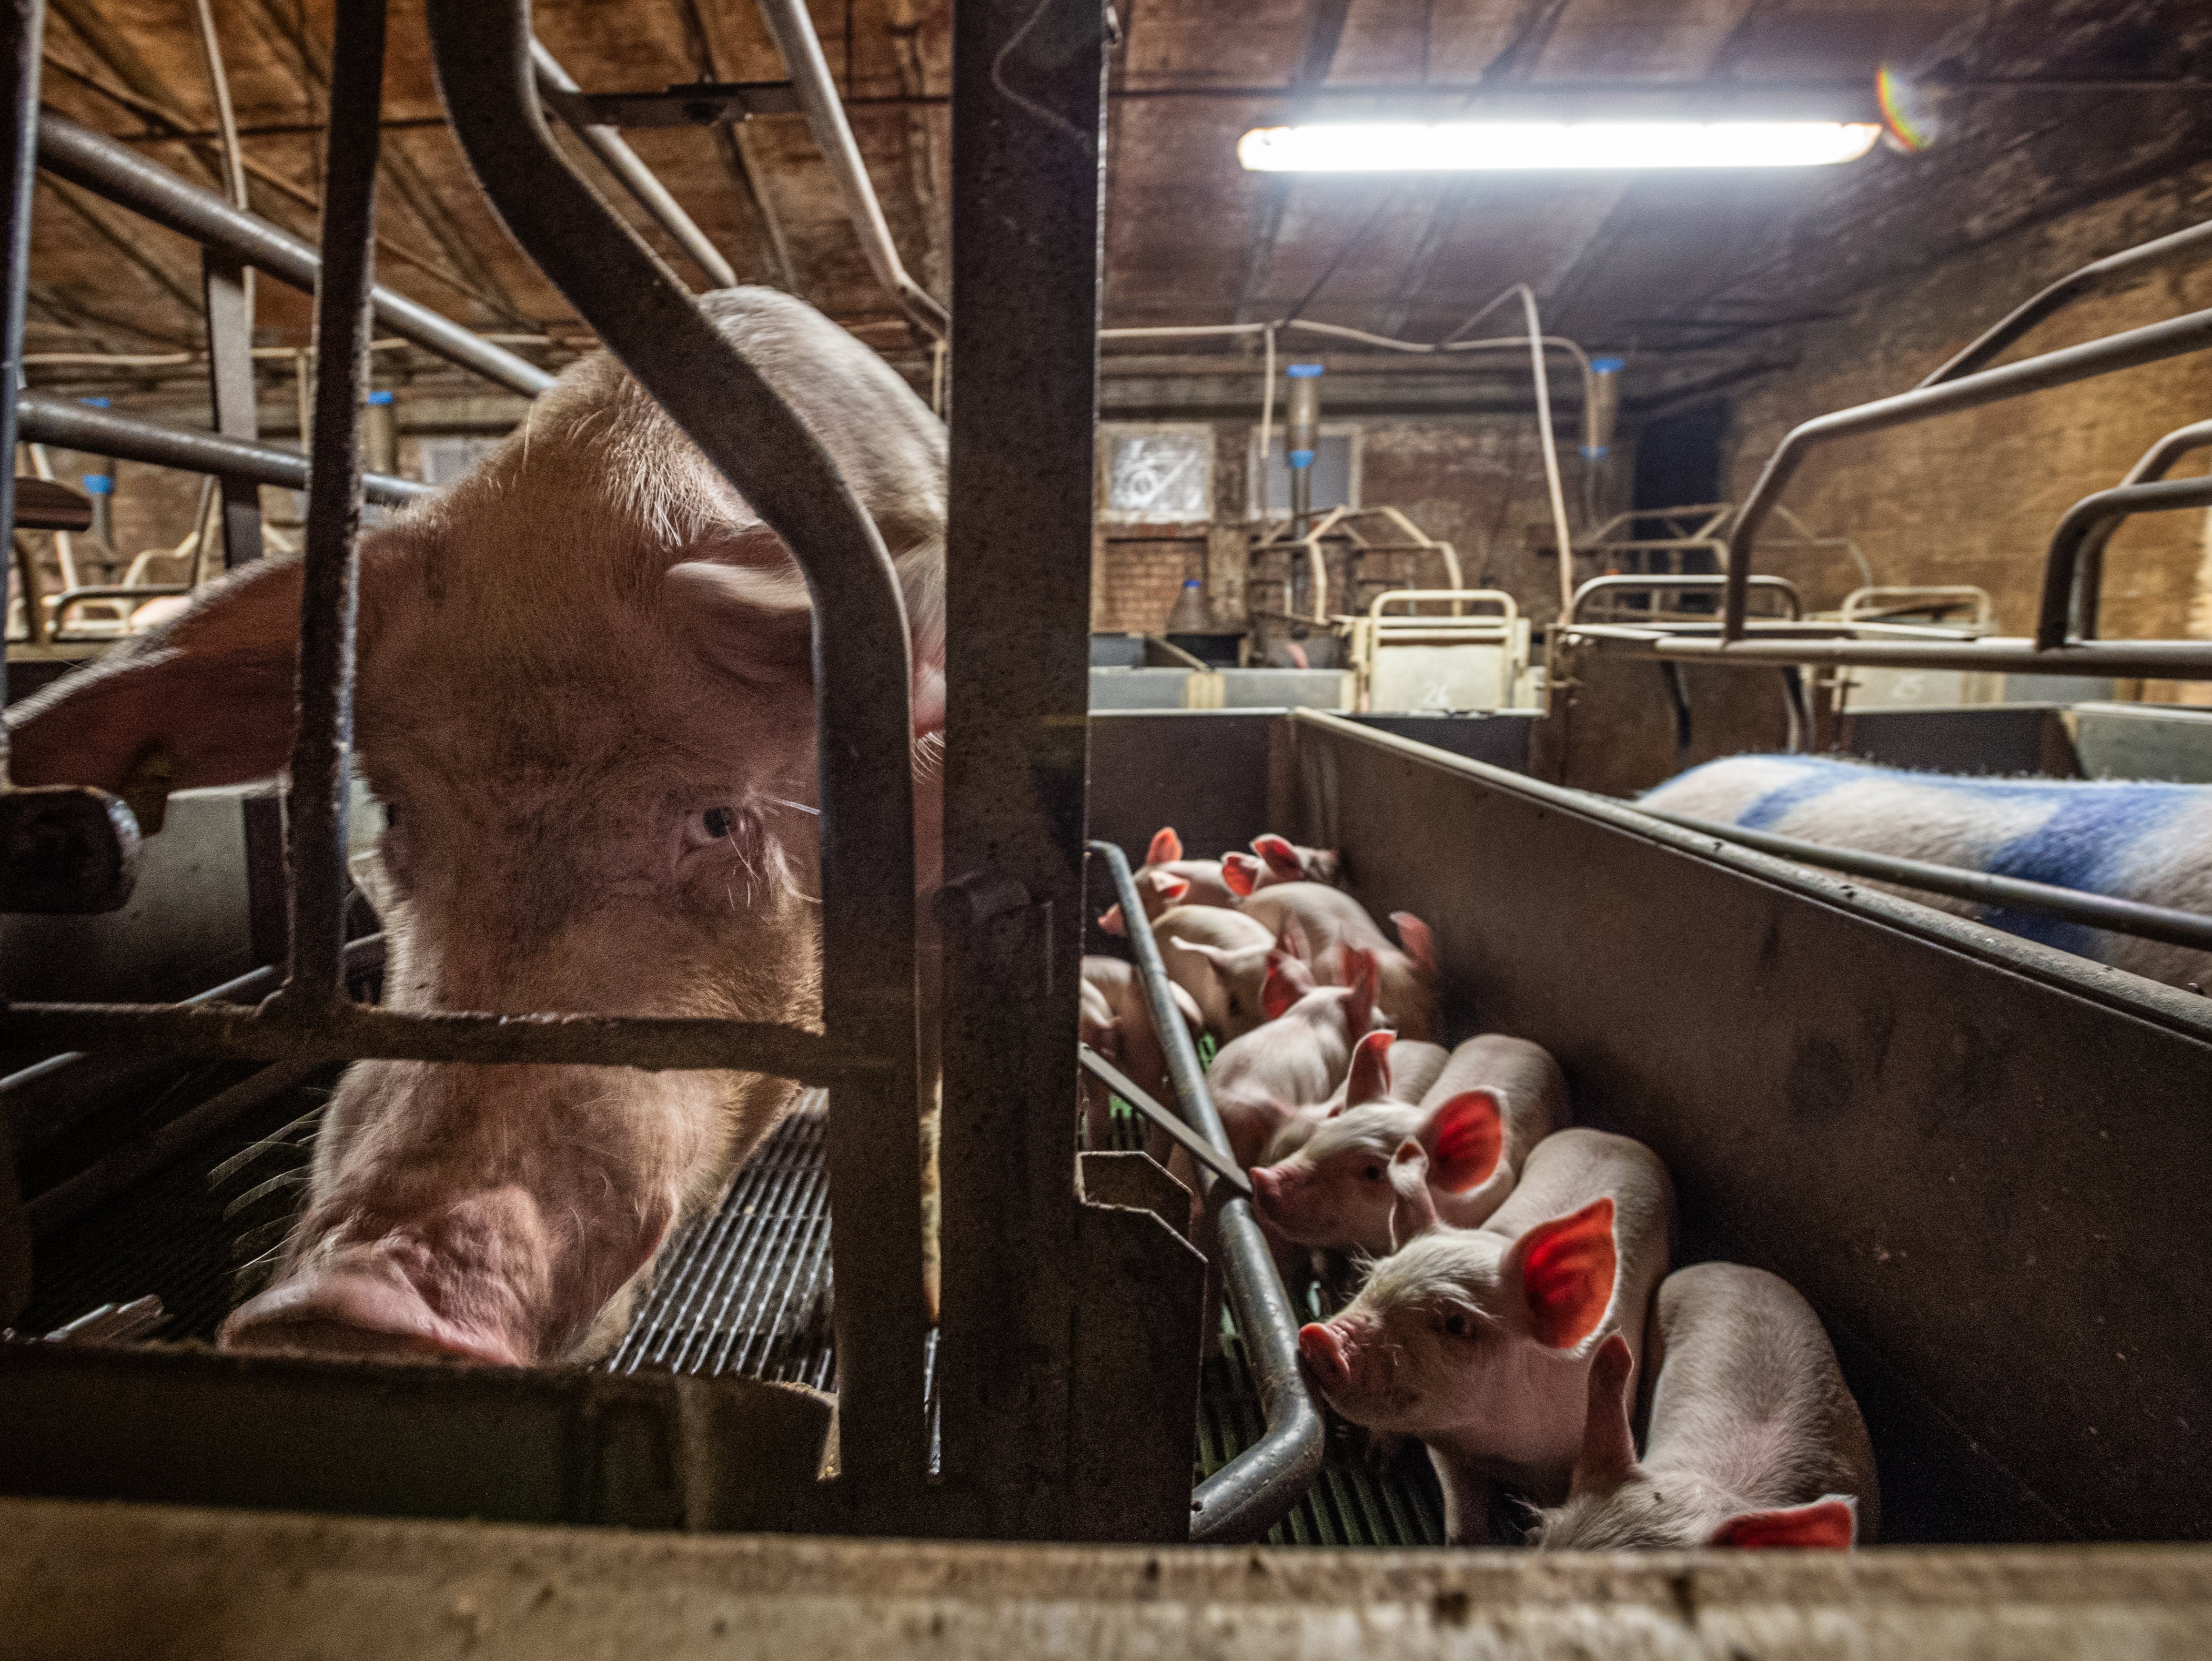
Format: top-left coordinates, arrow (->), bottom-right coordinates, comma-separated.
2068,417 -> 2212,639
1088,840 -> 1325,1544
36,112 -> 554,397
753,0 -> 948,341
2036,474 -> 2212,650
529,38 -> 737,290
1921,217 -> 2212,388
17,391 -> 429,505
426,0 -> 926,1499
1724,300 -> 2212,637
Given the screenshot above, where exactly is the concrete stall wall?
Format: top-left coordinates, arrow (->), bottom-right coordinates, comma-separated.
1720,156 -> 2212,697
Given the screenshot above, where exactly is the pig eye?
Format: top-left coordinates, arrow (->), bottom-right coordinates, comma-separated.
1361,1163 -> 1384,1182
684,804 -> 740,852
1440,1312 -> 1469,1339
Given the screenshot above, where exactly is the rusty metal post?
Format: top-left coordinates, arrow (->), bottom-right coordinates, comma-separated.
935,0 -> 1104,1538
276,0 -> 383,1007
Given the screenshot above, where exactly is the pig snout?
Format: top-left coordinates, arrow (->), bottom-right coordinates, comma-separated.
1249,1164 -> 1285,1215
221,1184 -> 670,1367
1298,1320 -> 1354,1392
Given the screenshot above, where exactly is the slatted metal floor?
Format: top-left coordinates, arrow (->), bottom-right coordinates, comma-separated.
18,1074 -> 1443,1545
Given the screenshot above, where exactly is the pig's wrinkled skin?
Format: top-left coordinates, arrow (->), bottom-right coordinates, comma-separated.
1097,826 -> 1238,936
1253,1034 -> 1569,1257
1155,903 -> 1276,1036
1206,952 -> 1383,1170
1078,955 -> 1203,1150
7,288 -> 947,1368
1236,883 -> 1439,1042
1221,833 -> 1339,896
1298,1128 -> 1673,1544
1532,1262 -> 1878,1551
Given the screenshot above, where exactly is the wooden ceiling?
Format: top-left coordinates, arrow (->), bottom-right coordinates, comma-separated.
24,0 -> 2212,404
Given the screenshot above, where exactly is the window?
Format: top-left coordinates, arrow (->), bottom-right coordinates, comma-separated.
1099,425 -> 1214,524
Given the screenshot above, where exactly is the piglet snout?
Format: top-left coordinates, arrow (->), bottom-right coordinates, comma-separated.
1249,1166 -> 1285,1215
1298,1321 -> 1352,1391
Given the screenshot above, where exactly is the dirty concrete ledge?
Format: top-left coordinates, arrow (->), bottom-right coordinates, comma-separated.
3,1498 -> 2210,1659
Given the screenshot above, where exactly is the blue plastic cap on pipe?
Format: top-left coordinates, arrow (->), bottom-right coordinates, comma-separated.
1591,356 -> 1625,375
1580,447 -> 1610,460
78,396 -> 110,408
1288,449 -> 1316,469
80,473 -> 113,494
1286,362 -> 1325,378
366,390 -> 395,406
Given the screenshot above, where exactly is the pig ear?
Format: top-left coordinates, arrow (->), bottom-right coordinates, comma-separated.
1169,936 -> 1230,971
1272,920 -> 1310,964
1506,1196 -> 1616,1350
1147,826 -> 1183,866
1260,960 -> 1305,1020
664,559 -> 815,683
1345,1029 -> 1394,1107
1253,834 -> 1302,879
1570,1333 -> 1639,1495
1221,852 -> 1260,896
1148,873 -> 1190,904
1709,1497 -> 1859,1551
1097,904 -> 1127,937
1419,1090 -> 1503,1194
1169,981 -> 1205,1035
1390,911 -> 1438,976
1386,1139 -> 1439,1249
6,554 -> 307,796
1344,948 -> 1379,1037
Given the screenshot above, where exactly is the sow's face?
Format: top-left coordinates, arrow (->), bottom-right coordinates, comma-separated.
219,521 -> 832,1366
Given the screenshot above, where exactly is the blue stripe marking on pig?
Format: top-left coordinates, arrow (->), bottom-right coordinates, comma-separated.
1674,756 -> 2202,960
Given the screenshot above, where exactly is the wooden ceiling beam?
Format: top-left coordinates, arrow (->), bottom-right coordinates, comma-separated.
674,0 -> 796,289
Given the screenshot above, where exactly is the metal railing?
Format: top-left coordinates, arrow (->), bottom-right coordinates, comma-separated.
1715,221 -> 2212,675
1089,840 -> 1324,1543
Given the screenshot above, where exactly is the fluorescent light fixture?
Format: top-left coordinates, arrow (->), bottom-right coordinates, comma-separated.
1237,121 -> 1882,172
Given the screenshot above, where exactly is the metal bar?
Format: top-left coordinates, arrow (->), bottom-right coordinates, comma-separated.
35,111 -> 554,397
1570,572 -> 1801,624
1075,1044 -> 1250,1195
2,933 -> 385,1154
1637,806 -> 2212,956
1921,217 -> 2212,388
0,999 -> 856,1076
274,0 -> 381,1010
201,249 -> 265,567
0,0 -> 39,742
528,38 -> 736,289
16,392 -> 428,504
2072,417 -> 2212,639
425,0 -> 924,1514
1723,300 -> 2212,637
753,0 -> 947,340
1089,840 -> 1324,1544
2037,475 -> 2212,651
934,0 -> 1099,1538
1649,633 -> 2212,678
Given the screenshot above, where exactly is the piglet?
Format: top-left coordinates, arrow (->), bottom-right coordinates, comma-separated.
1098,827 -> 1240,935
1221,833 -> 1340,895
1253,1034 -> 1568,1257
1078,955 -> 1204,1152
1533,1262 -> 1878,1551
1156,904 -> 1279,1037
1297,1128 -> 1674,1544
1237,883 -> 1439,1042
1206,950 -> 1383,1170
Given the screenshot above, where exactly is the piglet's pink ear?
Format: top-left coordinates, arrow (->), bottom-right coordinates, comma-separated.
1386,1139 -> 1438,1249
1344,1030 -> 1394,1107
1253,834 -> 1302,879
8,554 -> 308,795
666,559 -> 815,682
1261,961 -> 1305,1021
1570,1333 -> 1639,1495
1097,905 -> 1127,937
1149,873 -> 1190,904
1343,948 -> 1379,1037
1390,911 -> 1438,976
1147,826 -> 1183,866
1221,852 -> 1260,896
1709,1497 -> 1858,1551
1510,1196 -> 1615,1350
1422,1090 -> 1503,1194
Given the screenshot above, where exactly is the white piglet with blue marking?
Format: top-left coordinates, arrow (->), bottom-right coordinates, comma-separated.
1642,755 -> 2212,988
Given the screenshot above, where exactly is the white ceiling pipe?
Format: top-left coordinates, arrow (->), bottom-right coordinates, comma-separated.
753,0 -> 950,341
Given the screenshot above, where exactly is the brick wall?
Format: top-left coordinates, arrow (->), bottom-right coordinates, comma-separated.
1720,155 -> 2212,698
